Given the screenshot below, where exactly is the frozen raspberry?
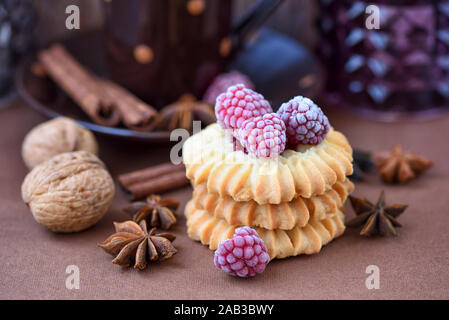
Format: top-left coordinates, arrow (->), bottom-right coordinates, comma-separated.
277,96 -> 330,146
236,113 -> 286,158
203,71 -> 255,105
214,227 -> 270,278
215,84 -> 272,130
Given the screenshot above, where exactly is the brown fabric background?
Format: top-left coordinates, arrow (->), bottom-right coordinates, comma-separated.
1,101 -> 448,300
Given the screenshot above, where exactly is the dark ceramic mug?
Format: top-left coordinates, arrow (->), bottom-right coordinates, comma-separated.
103,0 -> 283,109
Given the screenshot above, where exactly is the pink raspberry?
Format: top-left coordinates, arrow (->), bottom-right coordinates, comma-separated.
236,113 -> 286,158
277,96 -> 330,146
215,84 -> 272,130
214,227 -> 270,278
203,71 -> 255,105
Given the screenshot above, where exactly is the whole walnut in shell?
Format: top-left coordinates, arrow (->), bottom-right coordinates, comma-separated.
22,117 -> 98,170
21,151 -> 115,233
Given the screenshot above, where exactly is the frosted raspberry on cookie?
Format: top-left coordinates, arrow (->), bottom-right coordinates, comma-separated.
237,113 -> 286,158
277,96 -> 330,146
214,226 -> 270,278
215,84 -> 272,130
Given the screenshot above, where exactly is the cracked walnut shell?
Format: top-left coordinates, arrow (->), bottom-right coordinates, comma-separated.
21,151 -> 115,233
22,117 -> 99,170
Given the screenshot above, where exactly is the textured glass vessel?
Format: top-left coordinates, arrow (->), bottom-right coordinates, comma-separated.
317,0 -> 449,121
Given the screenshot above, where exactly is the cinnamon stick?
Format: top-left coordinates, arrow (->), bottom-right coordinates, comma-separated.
99,79 -> 158,131
125,171 -> 189,200
118,162 -> 189,200
39,44 -> 121,126
39,44 -> 159,131
118,162 -> 185,187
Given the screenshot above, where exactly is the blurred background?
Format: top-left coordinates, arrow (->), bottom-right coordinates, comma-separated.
31,0 -> 318,49
1,0 -> 449,136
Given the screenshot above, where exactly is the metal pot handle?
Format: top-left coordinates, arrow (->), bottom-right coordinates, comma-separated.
231,0 -> 285,54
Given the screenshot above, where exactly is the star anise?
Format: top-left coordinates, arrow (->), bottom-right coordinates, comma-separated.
347,191 -> 408,237
98,220 -> 177,270
123,195 -> 179,230
374,145 -> 433,184
156,94 -> 216,131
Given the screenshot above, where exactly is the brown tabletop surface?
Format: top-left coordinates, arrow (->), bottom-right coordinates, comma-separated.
1,100 -> 448,300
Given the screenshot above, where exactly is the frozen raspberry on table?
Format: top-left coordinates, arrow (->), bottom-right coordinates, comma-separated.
277,96 -> 330,146
236,113 -> 286,158
214,227 -> 270,278
215,84 -> 272,130
203,71 -> 255,105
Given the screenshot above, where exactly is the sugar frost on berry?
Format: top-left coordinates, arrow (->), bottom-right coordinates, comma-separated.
214,226 -> 270,277
215,84 -> 272,130
237,113 -> 286,158
277,96 -> 330,146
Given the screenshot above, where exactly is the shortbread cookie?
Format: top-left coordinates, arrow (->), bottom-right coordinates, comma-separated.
194,179 -> 353,230
185,200 -> 346,259
183,123 -> 353,204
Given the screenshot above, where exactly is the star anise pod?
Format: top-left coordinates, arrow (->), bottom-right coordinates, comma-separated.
347,191 -> 408,237
98,220 -> 177,270
374,145 -> 433,184
156,94 -> 216,131
123,195 -> 179,230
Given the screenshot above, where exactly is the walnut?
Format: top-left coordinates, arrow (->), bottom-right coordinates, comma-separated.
21,151 -> 115,233
22,117 -> 99,170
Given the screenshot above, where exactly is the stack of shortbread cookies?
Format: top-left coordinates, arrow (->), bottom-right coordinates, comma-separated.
183,123 -> 353,259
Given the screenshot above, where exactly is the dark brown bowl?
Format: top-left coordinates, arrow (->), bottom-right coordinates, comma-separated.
15,29 -> 322,142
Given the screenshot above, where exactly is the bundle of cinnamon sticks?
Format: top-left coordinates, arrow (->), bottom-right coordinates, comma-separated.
118,162 -> 189,200
38,44 -> 158,131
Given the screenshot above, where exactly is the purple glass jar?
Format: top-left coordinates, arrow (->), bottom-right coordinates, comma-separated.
317,0 -> 449,121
